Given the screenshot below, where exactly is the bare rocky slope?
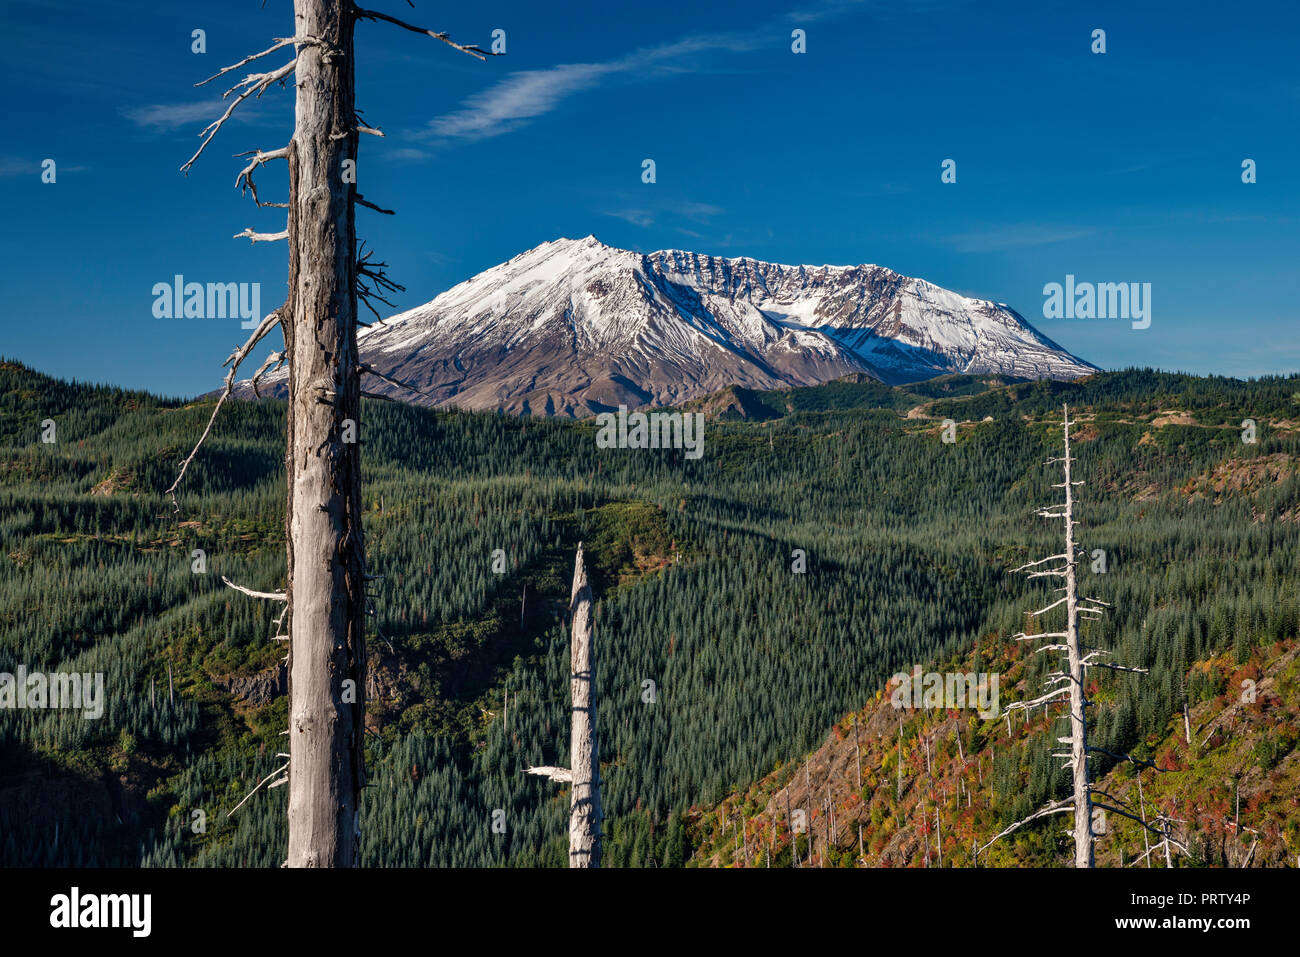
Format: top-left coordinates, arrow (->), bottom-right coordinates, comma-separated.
236,235 -> 1096,416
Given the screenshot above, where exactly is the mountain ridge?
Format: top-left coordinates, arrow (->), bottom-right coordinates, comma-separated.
234,236 -> 1097,416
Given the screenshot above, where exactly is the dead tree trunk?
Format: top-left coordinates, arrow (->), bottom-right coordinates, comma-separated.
805,766 -> 812,867
1137,771 -> 1151,866
896,723 -> 903,800
283,0 -> 366,870
784,787 -> 799,866
169,3 -> 492,867
990,404 -> 1093,868
934,804 -> 943,867
979,405 -> 1180,867
982,405 -> 1158,867
523,544 -> 601,865
853,717 -> 862,790
567,543 -> 601,867
1059,409 -> 1093,869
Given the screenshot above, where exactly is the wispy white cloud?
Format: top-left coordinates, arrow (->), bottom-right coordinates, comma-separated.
601,199 -> 725,230
384,147 -> 432,163
0,158 -> 38,178
123,101 -> 232,131
679,201 -> 725,220
423,2 -> 888,143
0,157 -> 88,178
429,62 -> 621,141
124,94 -> 284,133
603,208 -> 656,227
942,224 -> 1096,253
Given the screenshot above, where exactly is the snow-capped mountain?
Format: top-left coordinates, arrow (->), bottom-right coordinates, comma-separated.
238,236 -> 1095,416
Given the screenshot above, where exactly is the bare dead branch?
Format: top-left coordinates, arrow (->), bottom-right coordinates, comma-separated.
228,762 -> 290,817
1012,554 -> 1068,572
524,766 -> 573,783
1093,802 -> 1188,851
1086,746 -> 1165,771
978,797 -> 1073,855
235,146 -> 289,207
234,226 -> 290,243
221,575 -> 288,602
165,310 -> 283,510
360,363 -> 435,399
356,242 -> 406,319
355,193 -> 394,215
250,350 -> 286,397
1030,596 -> 1068,617
354,7 -> 496,59
1083,661 -> 1149,675
195,36 -> 319,88
1002,685 -> 1070,718
331,126 -> 385,140
182,59 -> 298,174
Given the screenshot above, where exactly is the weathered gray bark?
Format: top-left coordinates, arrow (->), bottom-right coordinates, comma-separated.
1060,406 -> 1093,869
568,543 -> 601,867
853,717 -> 862,790
934,804 -> 943,867
172,0 -> 490,869
284,0 -> 366,868
518,546 -> 602,863
896,723 -> 902,800
1136,771 -> 1151,866
784,787 -> 798,866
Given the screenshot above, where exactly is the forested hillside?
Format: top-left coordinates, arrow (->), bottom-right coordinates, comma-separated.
2,359 -> 1298,866
691,632 -> 1300,868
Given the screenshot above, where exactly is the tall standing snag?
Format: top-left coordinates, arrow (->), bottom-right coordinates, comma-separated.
567,543 -> 601,867
282,0 -> 366,870
524,543 -> 602,867
168,1 -> 493,866
1057,402 -> 1092,868
981,405 -> 1157,867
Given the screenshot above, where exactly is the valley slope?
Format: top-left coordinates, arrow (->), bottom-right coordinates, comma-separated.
4,361 -> 1297,868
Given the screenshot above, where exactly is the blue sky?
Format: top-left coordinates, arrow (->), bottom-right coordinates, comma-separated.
1,0 -> 1298,397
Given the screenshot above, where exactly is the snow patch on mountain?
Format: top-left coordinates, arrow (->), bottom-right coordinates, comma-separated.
237,235 -> 1096,416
